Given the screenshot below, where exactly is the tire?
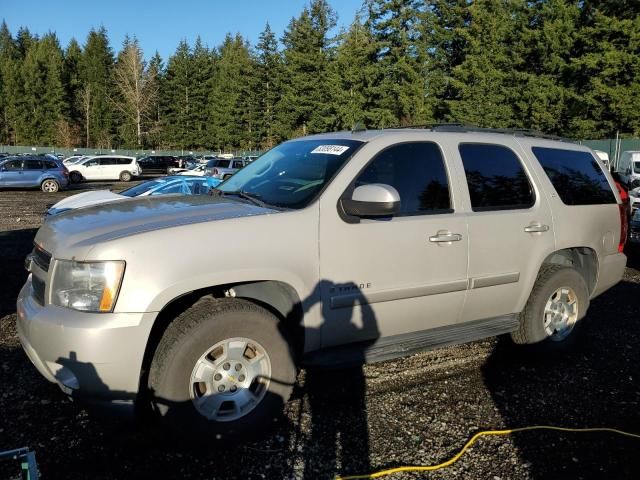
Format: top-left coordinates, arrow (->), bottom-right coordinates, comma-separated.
119,171 -> 132,182
41,179 -> 59,193
69,171 -> 82,183
511,265 -> 589,353
148,297 -> 296,441
166,167 -> 173,175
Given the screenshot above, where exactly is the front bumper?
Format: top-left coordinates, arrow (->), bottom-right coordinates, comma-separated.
16,275 -> 157,411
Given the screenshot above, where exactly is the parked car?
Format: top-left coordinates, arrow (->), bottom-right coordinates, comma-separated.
175,164 -> 208,176
0,155 -> 68,192
204,157 -> 247,180
616,151 -> 640,189
630,208 -> 640,244
630,186 -> 640,215
18,127 -> 626,440
68,155 -> 139,183
137,155 -> 179,175
63,155 -> 87,165
46,176 -> 222,216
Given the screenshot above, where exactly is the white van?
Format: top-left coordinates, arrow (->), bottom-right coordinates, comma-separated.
68,155 -> 140,183
617,151 -> 640,188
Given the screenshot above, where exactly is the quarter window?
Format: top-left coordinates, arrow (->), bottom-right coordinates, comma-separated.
459,144 -> 535,212
23,160 -> 44,170
531,147 -> 616,205
354,142 -> 452,216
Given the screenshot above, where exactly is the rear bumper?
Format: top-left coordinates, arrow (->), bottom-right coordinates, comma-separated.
16,275 -> 158,412
592,252 -> 627,298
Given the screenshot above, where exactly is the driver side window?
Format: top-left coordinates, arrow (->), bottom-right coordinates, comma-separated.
355,142 -> 452,216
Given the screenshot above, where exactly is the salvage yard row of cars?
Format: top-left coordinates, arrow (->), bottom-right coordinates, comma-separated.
13,126 -> 632,441
0,152 -> 254,192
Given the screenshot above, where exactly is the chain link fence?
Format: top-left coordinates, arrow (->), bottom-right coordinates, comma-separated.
0,145 -> 264,158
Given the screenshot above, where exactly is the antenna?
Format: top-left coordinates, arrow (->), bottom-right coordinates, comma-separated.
352,121 -> 367,133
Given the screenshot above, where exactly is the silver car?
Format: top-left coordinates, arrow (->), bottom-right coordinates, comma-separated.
17,127 -> 626,439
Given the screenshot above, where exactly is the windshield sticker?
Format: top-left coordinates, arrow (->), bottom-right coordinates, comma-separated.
310,145 -> 350,155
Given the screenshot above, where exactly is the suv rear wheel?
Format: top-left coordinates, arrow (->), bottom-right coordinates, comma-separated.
148,297 -> 296,440
119,171 -> 132,182
69,171 -> 82,183
41,179 -> 59,193
511,265 -> 589,352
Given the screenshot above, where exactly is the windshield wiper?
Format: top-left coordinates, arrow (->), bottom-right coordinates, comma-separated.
212,189 -> 269,208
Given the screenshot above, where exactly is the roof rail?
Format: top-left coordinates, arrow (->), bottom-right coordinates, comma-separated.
392,123 -> 571,142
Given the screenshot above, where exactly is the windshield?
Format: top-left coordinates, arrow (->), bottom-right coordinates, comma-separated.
119,179 -> 165,197
634,161 -> 640,174
218,139 -> 363,209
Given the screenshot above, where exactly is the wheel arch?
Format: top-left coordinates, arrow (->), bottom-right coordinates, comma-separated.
540,247 -> 598,296
137,280 -> 305,399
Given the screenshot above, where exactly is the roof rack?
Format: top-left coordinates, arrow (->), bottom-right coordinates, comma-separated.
392,123 -> 570,142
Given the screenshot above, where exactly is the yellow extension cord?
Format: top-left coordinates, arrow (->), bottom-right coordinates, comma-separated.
336,425 -> 640,479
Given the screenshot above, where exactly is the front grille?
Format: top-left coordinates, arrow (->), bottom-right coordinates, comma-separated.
32,275 -> 45,305
32,244 -> 51,272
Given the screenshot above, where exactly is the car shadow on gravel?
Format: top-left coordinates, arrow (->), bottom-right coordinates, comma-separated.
482,277 -> 640,479
0,228 -> 37,318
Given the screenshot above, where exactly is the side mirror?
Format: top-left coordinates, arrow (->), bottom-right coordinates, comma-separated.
341,183 -> 400,218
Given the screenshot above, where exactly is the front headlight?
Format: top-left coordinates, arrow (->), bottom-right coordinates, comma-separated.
51,260 -> 125,312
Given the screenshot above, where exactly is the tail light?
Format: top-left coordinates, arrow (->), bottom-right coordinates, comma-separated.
62,167 -> 69,177
619,204 -> 628,253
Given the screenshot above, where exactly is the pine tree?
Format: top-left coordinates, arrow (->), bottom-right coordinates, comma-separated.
61,38 -> 83,145
20,33 -> 66,145
327,16 -> 377,130
278,0 -> 336,137
568,1 -> 640,137
190,37 -> 213,149
162,40 -> 192,149
255,23 -> 283,148
0,21 -> 18,144
366,0 -> 426,127
207,34 -> 254,151
80,27 -> 115,148
147,50 -> 164,148
446,0 -> 525,128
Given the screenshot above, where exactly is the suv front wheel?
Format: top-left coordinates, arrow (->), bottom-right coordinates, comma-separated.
511,265 -> 589,352
147,297 -> 297,440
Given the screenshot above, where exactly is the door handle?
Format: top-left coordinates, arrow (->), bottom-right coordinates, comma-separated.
524,224 -> 549,233
429,231 -> 463,243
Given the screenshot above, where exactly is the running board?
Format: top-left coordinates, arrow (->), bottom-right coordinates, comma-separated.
303,314 -> 520,368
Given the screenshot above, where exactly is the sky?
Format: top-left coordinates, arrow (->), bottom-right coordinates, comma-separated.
2,0 -> 366,59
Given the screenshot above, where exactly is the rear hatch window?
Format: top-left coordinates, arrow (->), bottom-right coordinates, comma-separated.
531,147 -> 616,205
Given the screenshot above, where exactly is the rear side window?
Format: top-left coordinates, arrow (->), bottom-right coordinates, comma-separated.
233,160 -> 243,169
99,158 -> 117,166
117,158 -> 132,165
45,161 -> 58,169
23,160 -> 44,170
459,143 -> 535,212
355,142 -> 451,216
532,147 -> 616,205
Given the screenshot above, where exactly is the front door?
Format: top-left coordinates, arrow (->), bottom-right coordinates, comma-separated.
0,159 -> 25,186
319,141 -> 469,348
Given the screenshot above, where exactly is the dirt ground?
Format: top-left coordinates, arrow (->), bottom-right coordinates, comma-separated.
0,182 -> 639,479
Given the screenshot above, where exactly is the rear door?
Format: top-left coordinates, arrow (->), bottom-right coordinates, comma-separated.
456,140 -> 555,323
22,159 -> 45,186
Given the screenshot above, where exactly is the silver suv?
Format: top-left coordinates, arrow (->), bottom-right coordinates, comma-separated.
17,127 -> 627,439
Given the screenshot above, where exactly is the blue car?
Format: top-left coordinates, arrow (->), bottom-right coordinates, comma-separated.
46,175 -> 223,216
0,155 -> 69,192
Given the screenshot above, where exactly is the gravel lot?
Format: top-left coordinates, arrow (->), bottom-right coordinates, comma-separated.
1,182 -> 639,479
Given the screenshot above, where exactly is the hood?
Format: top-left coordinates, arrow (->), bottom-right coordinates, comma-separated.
47,190 -> 125,215
35,195 -> 278,259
